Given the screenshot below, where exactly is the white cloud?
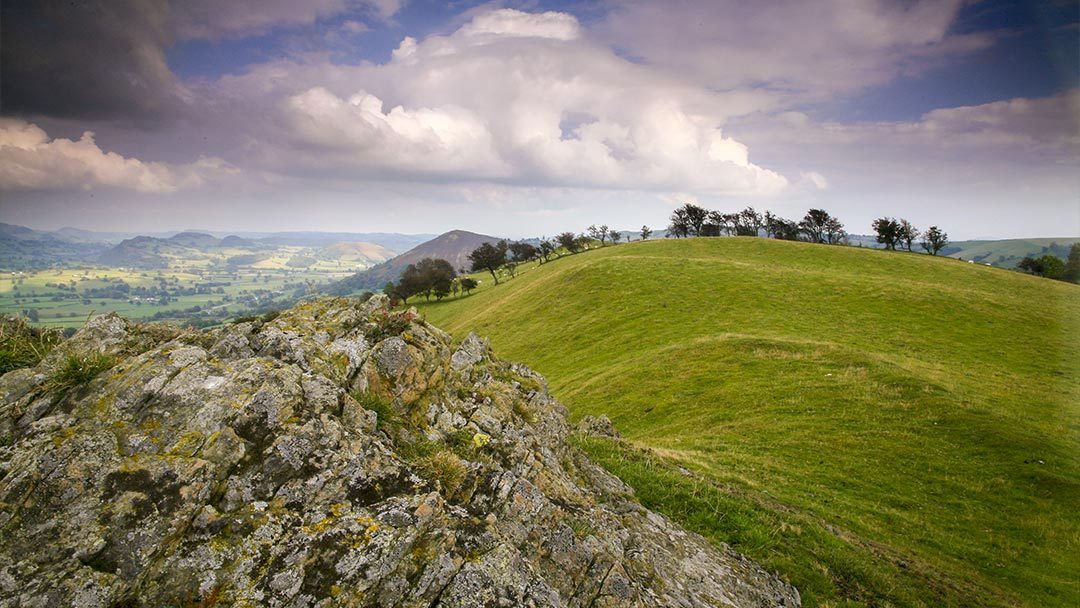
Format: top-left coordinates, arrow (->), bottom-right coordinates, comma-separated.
261,9 -> 787,194
283,87 -> 507,177
457,9 -> 582,40
0,120 -> 234,193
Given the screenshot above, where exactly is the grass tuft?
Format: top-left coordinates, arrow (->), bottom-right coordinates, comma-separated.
0,315 -> 65,374
47,352 -> 117,394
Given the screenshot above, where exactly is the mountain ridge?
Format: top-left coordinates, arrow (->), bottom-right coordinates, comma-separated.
326,229 -> 502,294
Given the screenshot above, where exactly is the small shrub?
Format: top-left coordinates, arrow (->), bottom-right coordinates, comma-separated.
0,316 -> 65,375
48,352 -> 117,394
364,309 -> 417,342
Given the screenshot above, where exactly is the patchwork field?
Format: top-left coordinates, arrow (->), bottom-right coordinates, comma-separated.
0,246 -> 363,327
416,238 -> 1080,607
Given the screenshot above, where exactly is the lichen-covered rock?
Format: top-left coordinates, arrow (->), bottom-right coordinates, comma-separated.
576,415 -> 622,439
0,297 -> 799,607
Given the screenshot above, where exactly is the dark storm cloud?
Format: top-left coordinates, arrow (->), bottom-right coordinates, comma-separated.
0,0 -> 369,121
0,0 -> 178,120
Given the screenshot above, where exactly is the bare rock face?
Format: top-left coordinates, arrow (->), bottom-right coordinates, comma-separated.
0,296 -> 799,607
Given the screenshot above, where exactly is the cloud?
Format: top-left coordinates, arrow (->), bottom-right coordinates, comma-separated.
0,0 -> 400,121
595,0 -> 995,99
283,87 -> 507,177
171,0 -> 404,39
262,9 -> 787,194
736,90 -> 1080,159
0,119 -> 232,193
0,0 -> 177,120
456,8 -> 583,40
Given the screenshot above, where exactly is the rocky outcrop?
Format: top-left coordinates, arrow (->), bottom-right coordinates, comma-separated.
0,296 -> 799,607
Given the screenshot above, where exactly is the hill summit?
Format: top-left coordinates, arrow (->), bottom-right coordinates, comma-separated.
0,296 -> 798,606
327,230 -> 501,294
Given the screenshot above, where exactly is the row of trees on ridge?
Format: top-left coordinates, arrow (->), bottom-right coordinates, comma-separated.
667,203 -> 951,256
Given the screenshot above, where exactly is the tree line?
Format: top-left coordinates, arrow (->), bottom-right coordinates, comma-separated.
665,203 -> 953,256
383,206 -> 1079,305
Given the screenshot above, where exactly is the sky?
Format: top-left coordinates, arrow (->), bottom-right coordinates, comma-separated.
0,0 -> 1077,240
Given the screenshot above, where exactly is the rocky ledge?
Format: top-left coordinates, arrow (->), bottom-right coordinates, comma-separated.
0,296 -> 799,607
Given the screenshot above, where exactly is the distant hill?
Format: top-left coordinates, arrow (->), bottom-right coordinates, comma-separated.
97,232 -> 262,268
326,230 -> 501,294
940,237 -> 1079,268
0,223 -> 109,269
418,237 -> 1080,607
846,234 -> 1079,268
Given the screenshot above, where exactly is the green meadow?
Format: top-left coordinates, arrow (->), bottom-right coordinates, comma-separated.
417,237 -> 1080,607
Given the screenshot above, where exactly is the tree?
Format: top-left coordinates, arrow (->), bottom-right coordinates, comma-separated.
670,203 -> 709,237
1063,243 -> 1080,283
460,277 -> 478,295
640,225 -> 652,240
872,217 -> 901,250
557,232 -> 582,253
736,206 -> 763,236
897,219 -> 919,251
764,211 -> 800,240
416,258 -> 456,300
509,242 -> 538,263
383,281 -> 400,305
538,239 -> 556,262
800,209 -> 836,243
1018,255 -> 1065,279
668,208 -> 687,238
396,264 -> 425,303
504,260 -> 518,278
468,241 -> 508,285
920,226 -> 949,256
587,224 -> 610,246
824,216 -> 846,245
609,229 -> 621,244
701,211 -> 724,237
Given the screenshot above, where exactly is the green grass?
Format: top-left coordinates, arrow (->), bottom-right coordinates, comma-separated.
417,237 -> 1080,607
47,352 -> 117,393
0,315 -> 65,374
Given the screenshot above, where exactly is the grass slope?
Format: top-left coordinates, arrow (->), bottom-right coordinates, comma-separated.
417,238 -> 1080,607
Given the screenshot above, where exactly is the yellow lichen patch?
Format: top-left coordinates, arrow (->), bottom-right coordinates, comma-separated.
169,431 -> 205,457
345,515 -> 381,549
50,427 -> 76,448
471,432 -> 491,449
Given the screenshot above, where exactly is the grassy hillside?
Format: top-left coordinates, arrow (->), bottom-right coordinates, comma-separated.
416,238 -> 1080,607
941,237 -> 1079,268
